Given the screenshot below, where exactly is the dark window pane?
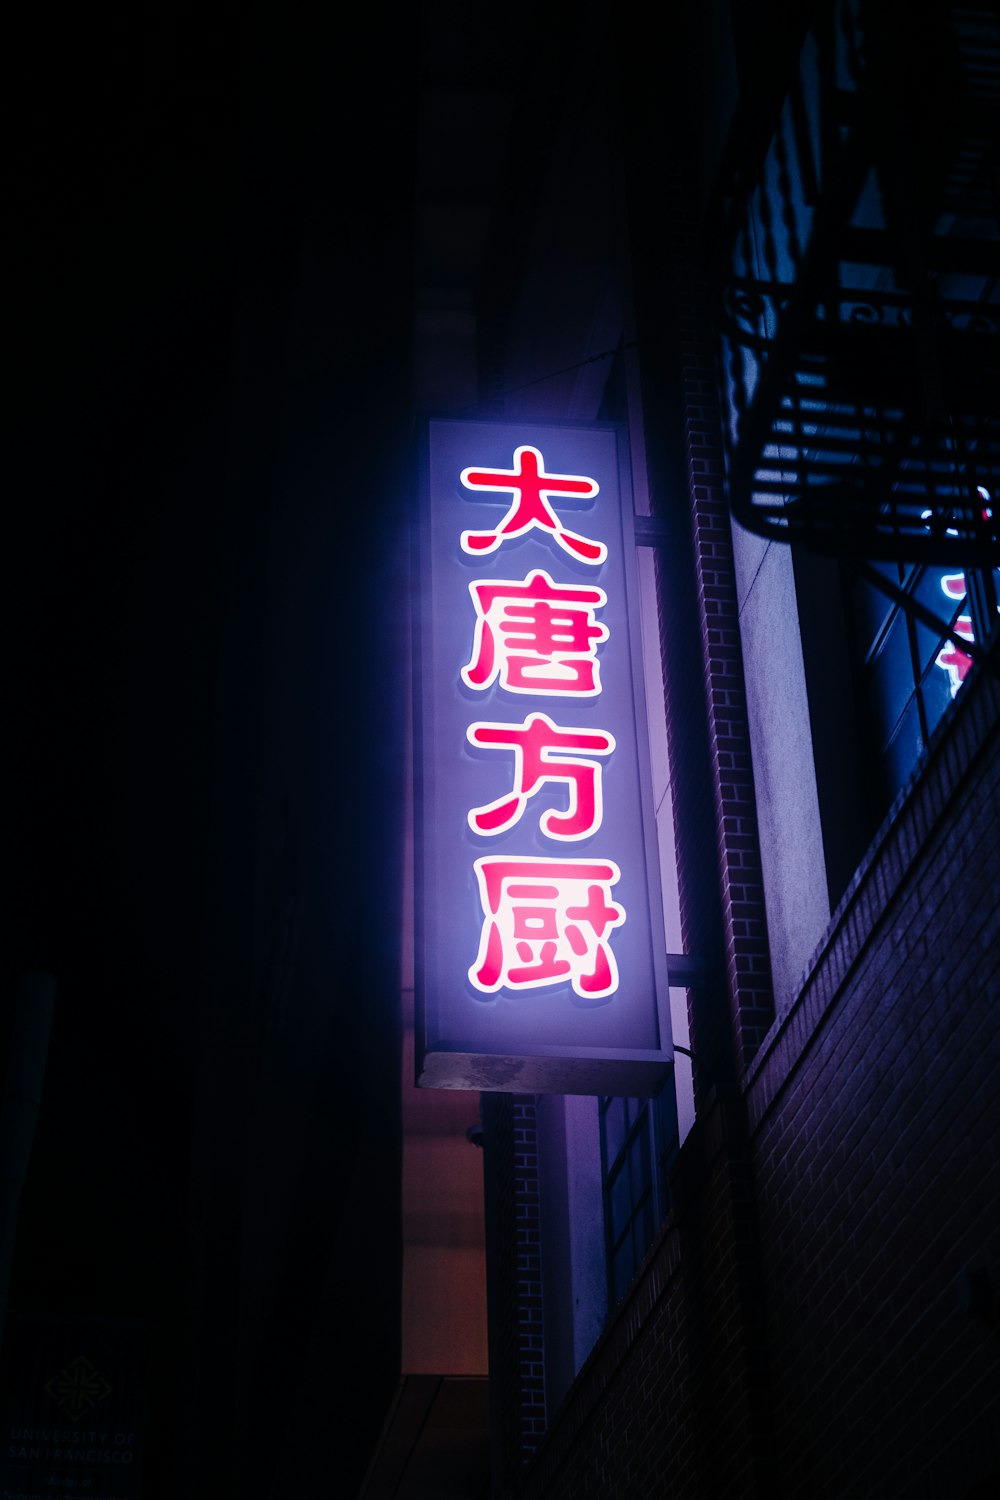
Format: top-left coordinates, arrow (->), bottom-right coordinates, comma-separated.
867,613 -> 914,748
912,565 -> 967,624
854,565 -> 898,650
633,1194 -> 655,1265
602,1096 -> 627,1165
918,657 -> 956,738
609,1162 -> 632,1243
629,1114 -> 652,1203
884,698 -> 925,789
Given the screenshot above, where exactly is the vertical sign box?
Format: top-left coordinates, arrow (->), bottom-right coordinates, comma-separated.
415,420 -> 672,1094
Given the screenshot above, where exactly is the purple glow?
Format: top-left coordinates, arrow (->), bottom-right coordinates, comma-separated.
415,420 -> 672,1093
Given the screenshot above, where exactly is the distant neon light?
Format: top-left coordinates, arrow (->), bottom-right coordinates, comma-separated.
934,573 -> 974,697
469,856 -> 625,999
926,488 -> 996,697
460,444 -> 606,563
920,485 -> 993,540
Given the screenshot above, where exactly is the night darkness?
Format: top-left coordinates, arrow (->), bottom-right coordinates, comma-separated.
7,6 -> 415,1494
7,3 -> 1000,1498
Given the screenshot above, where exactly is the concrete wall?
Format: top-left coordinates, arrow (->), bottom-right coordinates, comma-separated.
732,525 -> 831,1011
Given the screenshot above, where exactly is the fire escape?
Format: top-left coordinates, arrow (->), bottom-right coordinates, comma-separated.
715,0 -> 1000,669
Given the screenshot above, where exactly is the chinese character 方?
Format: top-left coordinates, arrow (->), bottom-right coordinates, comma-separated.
467,711 -> 614,840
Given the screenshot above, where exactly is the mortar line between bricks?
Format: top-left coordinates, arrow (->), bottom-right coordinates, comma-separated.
742,681 -> 1000,1131
515,1225 -> 685,1493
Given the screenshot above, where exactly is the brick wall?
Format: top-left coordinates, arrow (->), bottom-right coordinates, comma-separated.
631,148 -> 775,1088
671,324 -> 775,1067
483,1093 -> 546,1495
746,666 -> 1000,1498
506,1093 -> 771,1499
508,665 -> 1000,1499
512,1098 -> 546,1451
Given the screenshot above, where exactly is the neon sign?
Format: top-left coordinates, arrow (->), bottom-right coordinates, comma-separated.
416,421 -> 671,1094
930,489 -> 997,698
934,573 -> 974,697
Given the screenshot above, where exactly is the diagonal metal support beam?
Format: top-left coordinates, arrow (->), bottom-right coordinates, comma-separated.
852,558 -> 1000,677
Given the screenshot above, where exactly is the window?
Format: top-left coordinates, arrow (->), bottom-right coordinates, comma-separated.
599,1075 -> 679,1306
847,540 -> 1000,803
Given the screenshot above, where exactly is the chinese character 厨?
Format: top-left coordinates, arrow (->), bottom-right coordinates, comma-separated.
469,856 -> 625,1000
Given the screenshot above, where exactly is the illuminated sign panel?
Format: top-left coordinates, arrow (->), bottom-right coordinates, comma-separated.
416,420 -> 672,1094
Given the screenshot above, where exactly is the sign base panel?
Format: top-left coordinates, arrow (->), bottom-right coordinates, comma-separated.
417,1045 -> 673,1097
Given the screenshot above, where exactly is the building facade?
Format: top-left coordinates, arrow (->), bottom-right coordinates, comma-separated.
5,9 -> 415,1496
403,1 -> 1000,1496
7,4 -> 995,1497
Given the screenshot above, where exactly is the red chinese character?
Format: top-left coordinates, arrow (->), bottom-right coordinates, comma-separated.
462,569 -> 609,697
934,573 -> 974,697
467,711 -> 615,839
470,856 -> 625,999
460,445 -> 606,564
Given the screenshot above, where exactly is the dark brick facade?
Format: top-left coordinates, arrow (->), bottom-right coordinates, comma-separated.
670,279 -> 775,1069
453,12 -> 998,1499
506,665 -> 1000,1500
483,1093 -> 546,1493
628,141 -> 775,1094
479,157 -> 999,1490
